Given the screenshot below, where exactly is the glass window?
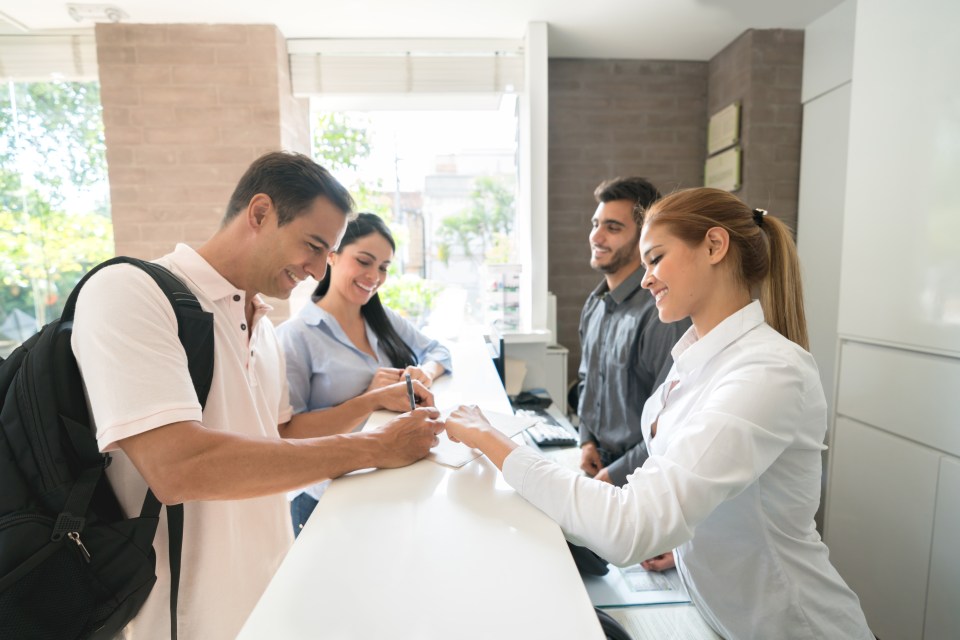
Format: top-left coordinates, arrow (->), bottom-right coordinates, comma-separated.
301,97 -> 520,338
0,80 -> 112,357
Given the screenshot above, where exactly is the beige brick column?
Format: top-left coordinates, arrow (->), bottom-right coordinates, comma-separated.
95,23 -> 309,316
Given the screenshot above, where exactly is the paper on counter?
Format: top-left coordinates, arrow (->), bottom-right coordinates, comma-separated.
429,409 -> 538,468
583,564 -> 691,607
606,604 -> 721,639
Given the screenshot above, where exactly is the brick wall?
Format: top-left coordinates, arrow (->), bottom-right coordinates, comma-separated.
548,59 -> 708,382
96,23 -> 309,318
708,29 -> 804,230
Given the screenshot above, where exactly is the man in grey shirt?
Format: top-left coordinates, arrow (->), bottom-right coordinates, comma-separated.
577,177 -> 690,486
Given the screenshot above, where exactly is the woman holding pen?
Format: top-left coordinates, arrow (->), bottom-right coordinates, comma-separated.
445,189 -> 873,640
277,212 -> 450,535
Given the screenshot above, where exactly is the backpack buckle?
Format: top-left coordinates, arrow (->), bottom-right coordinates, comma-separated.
51,512 -> 86,541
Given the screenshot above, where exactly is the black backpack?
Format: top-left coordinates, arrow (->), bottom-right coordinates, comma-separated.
0,257 -> 214,640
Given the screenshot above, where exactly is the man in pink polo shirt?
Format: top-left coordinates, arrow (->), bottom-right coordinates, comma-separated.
71,151 -> 444,640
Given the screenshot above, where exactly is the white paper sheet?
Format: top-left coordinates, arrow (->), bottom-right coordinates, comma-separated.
583,564 -> 691,607
429,409 -> 538,468
606,604 -> 721,639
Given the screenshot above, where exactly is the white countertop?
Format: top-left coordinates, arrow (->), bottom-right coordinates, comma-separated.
238,333 -> 604,639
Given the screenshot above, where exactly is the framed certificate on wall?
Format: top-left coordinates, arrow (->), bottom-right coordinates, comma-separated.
707,102 -> 740,155
704,146 -> 741,192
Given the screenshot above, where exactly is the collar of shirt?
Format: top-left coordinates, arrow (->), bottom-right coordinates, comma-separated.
297,300 -> 381,360
167,243 -> 273,326
590,265 -> 647,307
671,300 -> 765,378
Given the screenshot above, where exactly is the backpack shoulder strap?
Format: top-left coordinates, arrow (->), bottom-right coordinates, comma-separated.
67,257 -> 214,640
63,257 -> 214,408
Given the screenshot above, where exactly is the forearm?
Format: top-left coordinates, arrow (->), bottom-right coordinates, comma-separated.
280,393 -> 379,439
504,448 -> 673,566
120,420 -> 385,504
471,427 -> 520,470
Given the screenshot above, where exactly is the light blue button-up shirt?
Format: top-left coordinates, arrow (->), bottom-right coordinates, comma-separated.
277,301 -> 452,501
277,302 -> 452,414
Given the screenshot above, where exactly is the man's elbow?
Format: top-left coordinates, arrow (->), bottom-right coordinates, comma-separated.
137,461 -> 195,505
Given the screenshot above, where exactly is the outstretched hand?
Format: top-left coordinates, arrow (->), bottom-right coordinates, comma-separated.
444,404 -> 493,449
445,404 -> 519,470
373,407 -> 444,468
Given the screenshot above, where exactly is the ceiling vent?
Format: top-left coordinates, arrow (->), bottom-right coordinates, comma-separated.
66,4 -> 128,23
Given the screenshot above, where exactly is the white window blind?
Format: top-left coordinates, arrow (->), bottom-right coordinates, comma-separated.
288,38 -> 524,98
0,34 -> 98,81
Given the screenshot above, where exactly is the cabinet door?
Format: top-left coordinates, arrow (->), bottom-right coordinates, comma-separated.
825,417 -> 940,640
925,456 -> 960,639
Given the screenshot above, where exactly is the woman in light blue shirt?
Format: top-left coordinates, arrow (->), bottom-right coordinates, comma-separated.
277,212 -> 451,535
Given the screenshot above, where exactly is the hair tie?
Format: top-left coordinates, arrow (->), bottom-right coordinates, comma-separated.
752,208 -> 767,226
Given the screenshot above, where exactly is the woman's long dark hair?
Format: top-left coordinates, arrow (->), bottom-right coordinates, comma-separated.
314,212 -> 419,368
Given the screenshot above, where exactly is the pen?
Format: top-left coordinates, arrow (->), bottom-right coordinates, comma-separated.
405,372 -> 416,411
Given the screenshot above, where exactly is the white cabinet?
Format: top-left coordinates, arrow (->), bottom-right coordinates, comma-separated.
825,417 -> 940,640
544,344 -> 569,414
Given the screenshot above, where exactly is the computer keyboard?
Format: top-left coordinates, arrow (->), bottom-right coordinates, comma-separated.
515,409 -> 578,447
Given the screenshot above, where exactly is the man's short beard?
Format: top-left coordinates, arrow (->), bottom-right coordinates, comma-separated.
591,245 -> 639,275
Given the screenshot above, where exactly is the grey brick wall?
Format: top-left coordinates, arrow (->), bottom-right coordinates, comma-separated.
708,29 -> 804,231
548,59 -> 708,385
550,32 -> 804,389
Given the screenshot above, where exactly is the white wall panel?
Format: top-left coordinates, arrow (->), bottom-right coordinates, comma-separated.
836,341 -> 960,457
797,83 -> 851,422
837,0 -> 960,356
801,0 -> 856,102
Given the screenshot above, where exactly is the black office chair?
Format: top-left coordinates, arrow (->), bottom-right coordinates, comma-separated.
595,607 -> 632,640
567,379 -> 580,418
567,541 -> 609,576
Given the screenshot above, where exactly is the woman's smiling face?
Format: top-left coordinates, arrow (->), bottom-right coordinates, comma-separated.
639,222 -> 712,325
328,231 -> 394,306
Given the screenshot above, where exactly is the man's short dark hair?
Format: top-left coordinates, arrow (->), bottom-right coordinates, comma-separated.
593,176 -> 661,226
223,151 -> 356,227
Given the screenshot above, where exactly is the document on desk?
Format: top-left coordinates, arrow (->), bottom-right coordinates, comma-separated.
430,409 -> 538,468
583,564 -> 691,607
606,604 -> 721,639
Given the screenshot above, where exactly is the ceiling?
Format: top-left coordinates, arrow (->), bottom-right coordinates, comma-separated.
0,0 -> 842,60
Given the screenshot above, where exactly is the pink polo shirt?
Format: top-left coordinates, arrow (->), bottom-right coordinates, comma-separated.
72,244 -> 294,640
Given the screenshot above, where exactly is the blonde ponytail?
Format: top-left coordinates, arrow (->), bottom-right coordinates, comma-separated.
643,188 -> 809,350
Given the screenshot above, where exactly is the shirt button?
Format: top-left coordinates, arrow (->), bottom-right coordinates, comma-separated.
241,323 -> 247,331
233,294 -> 241,302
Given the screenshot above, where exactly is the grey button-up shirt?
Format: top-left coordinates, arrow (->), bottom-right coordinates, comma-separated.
577,266 -> 690,486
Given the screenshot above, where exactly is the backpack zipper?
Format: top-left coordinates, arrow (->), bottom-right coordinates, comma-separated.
17,354 -> 59,493
67,531 -> 92,562
0,512 -> 52,532
0,514 -> 90,562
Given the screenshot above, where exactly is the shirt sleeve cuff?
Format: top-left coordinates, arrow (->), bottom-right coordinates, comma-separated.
97,406 -> 202,452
